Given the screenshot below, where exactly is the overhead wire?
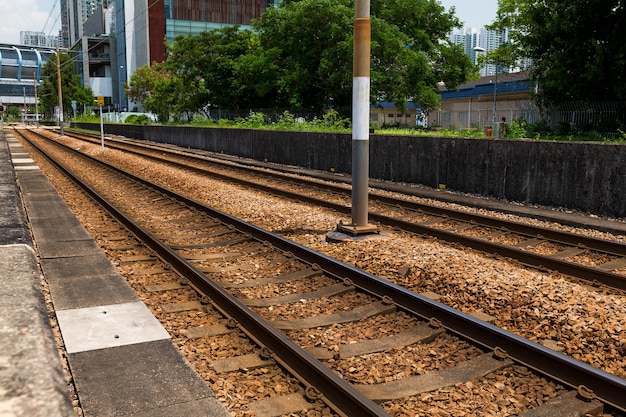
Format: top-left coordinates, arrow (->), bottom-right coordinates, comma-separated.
41,0 -> 59,34
46,13 -> 62,38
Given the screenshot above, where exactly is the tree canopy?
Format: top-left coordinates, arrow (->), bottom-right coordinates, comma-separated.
127,0 -> 475,119
494,0 -> 626,105
39,52 -> 94,118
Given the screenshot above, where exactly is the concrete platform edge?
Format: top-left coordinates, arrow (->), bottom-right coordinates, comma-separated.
0,243 -> 75,417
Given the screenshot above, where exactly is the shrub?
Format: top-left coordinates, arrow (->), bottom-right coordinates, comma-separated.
505,119 -> 528,139
125,114 -> 150,125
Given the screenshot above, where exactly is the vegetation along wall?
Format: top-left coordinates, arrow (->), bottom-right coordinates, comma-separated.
77,123 -> 626,218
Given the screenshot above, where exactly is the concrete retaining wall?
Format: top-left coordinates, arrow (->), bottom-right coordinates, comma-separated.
76,123 -> 626,218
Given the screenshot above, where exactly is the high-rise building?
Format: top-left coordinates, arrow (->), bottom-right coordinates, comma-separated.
114,0 -> 279,110
60,0 -> 279,111
19,31 -> 59,48
449,27 -> 518,77
62,0 -> 109,47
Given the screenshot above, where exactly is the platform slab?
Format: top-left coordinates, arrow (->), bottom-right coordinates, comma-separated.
30,216 -> 93,241
56,301 -> 169,353
130,397 -> 231,417
21,194 -> 80,220
40,254 -> 119,280
12,157 -> 35,164
16,170 -> 61,193
68,339 -> 230,417
37,238 -> 103,259
14,165 -> 40,170
47,273 -> 139,310
0,182 -> 30,246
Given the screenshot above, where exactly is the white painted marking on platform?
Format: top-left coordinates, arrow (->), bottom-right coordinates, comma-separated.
12,158 -> 35,164
14,165 -> 40,170
56,302 -> 170,353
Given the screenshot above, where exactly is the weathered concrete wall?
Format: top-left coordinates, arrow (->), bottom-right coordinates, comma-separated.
76,123 -> 626,218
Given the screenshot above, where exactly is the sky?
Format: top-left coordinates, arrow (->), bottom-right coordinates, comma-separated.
0,0 -> 499,46
438,0 -> 499,30
0,0 -> 61,45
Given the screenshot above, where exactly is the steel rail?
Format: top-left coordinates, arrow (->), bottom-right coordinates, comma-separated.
21,129 -> 626,413
52,130 -> 626,291
18,130 -> 390,417
65,130 -> 626,254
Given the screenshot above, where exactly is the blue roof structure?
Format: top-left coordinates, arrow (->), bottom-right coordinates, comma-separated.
371,101 -> 420,110
441,74 -> 532,100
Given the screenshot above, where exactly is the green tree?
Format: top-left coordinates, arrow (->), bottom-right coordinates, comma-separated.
72,86 -> 96,116
371,0 -> 474,90
167,26 -> 263,111
252,0 -> 354,110
39,52 -> 82,118
125,62 -> 176,122
494,0 -> 626,104
130,0 -> 474,118
253,0 -> 473,111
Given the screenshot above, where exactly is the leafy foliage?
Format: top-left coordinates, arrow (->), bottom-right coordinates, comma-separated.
190,110 -> 351,132
125,62 -> 177,122
494,0 -> 626,105
252,0 -> 354,110
167,26 -> 263,111
39,52 -> 93,118
126,0 -> 475,118
253,0 -> 473,111
124,114 -> 150,125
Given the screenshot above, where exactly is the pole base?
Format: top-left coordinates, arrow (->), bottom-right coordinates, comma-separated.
327,222 -> 389,243
335,221 -> 380,237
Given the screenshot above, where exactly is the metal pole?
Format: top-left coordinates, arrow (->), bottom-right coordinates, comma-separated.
350,0 -> 374,231
33,73 -> 39,127
23,87 -> 26,124
492,30 -> 500,125
493,57 -> 498,125
100,105 -> 104,149
56,45 -> 64,135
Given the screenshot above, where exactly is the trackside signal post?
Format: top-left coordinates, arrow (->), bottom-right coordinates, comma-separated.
337,0 -> 379,236
97,96 -> 105,148
56,45 -> 64,135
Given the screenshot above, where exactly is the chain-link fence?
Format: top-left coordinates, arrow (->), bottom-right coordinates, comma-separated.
538,101 -> 626,137
431,100 -> 626,137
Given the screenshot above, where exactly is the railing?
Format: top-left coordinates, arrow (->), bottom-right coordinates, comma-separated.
434,100 -> 626,136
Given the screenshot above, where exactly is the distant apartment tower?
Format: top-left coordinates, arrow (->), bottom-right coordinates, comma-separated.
20,31 -> 59,48
449,28 -> 485,67
450,27 -> 519,76
63,0 -> 109,46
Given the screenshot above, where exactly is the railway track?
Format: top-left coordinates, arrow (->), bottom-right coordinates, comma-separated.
55,128 -> 626,292
14,128 -> 626,416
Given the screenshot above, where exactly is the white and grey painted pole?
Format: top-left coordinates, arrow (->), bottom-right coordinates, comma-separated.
56,45 -> 64,135
348,0 -> 377,234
